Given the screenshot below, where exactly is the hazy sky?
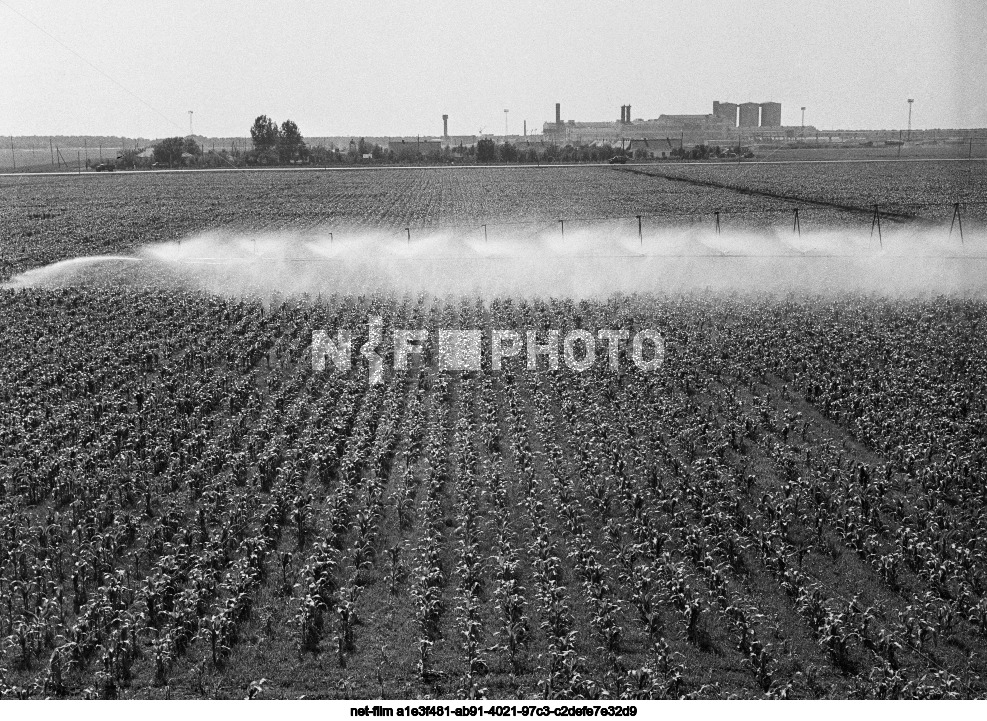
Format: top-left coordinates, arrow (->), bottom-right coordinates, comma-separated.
1,0 -> 984,138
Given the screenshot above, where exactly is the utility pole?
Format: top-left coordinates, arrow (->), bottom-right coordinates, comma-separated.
9,137 -> 14,170
504,109 -> 509,141
189,110 -> 194,137
907,99 -> 914,142
801,107 -> 806,138
49,137 -> 54,167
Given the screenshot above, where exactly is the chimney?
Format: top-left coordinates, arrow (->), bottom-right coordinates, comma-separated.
442,114 -> 448,138
556,103 -> 561,126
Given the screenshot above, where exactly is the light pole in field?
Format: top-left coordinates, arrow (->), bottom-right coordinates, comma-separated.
907,99 -> 914,141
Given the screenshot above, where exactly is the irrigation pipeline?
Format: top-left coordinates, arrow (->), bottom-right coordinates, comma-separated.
172,254 -> 987,264
156,201 -> 984,260
616,166 -> 983,223
368,200 -> 984,243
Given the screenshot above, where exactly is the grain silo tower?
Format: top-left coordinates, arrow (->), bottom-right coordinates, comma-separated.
759,102 -> 782,127
739,102 -> 760,128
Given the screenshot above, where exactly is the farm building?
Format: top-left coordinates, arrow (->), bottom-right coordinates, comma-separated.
627,137 -> 677,159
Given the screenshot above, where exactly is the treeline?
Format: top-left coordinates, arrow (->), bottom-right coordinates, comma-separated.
124,114 -> 753,170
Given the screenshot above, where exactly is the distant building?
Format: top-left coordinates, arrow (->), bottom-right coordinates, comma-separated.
739,103 -> 760,128
627,137 -> 677,159
713,101 -> 739,127
655,114 -> 723,130
760,102 -> 782,127
388,138 -> 442,159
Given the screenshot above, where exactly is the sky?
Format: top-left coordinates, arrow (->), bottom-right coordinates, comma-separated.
0,0 -> 984,138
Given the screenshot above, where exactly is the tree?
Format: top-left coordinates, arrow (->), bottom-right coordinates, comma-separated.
250,115 -> 279,151
476,138 -> 497,163
278,120 -> 306,163
153,137 -> 200,166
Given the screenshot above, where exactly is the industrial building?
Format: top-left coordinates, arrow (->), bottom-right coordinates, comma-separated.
739,102 -> 760,128
542,102 -> 735,144
712,101 -> 738,126
713,100 -> 783,128
388,138 -> 443,159
760,102 -> 782,127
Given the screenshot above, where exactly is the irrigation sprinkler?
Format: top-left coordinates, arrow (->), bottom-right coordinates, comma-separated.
949,203 -> 964,244
636,215 -> 642,244
405,228 -> 411,243
329,232 -> 334,244
870,205 -> 883,247
560,219 -> 565,239
482,224 -> 488,242
793,208 -> 801,237
715,212 -> 721,235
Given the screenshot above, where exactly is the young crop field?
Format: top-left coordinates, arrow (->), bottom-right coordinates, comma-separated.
632,160 -> 987,220
2,161 -> 984,283
1,162 -> 986,699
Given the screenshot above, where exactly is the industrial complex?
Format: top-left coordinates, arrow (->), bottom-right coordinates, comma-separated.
540,100 -> 799,146
309,99 -> 812,158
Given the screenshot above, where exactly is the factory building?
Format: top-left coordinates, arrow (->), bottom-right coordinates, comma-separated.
714,101 -> 782,128
388,138 -> 443,159
713,102 -> 739,126
738,102 -> 760,128
655,114 -> 722,130
759,102 -> 782,127
541,100 -> 789,144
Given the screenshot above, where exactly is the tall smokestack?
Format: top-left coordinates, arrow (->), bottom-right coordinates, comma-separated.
626,104 -> 631,123
620,105 -> 626,123
442,114 -> 448,138
556,103 -> 561,126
